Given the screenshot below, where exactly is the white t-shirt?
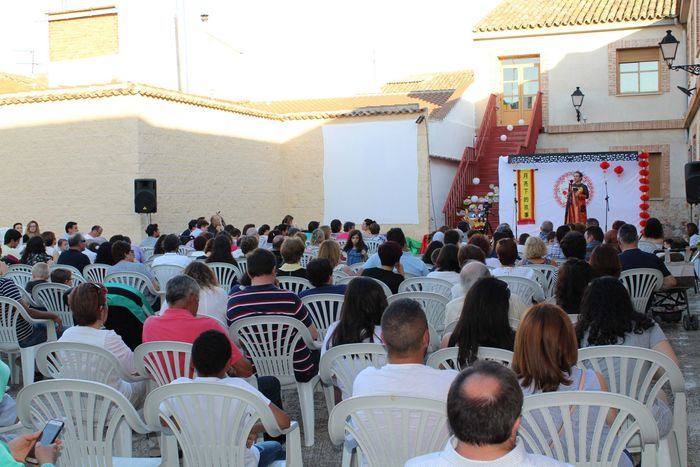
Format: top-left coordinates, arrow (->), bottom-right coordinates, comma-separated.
690,234 -> 700,248
485,257 -> 501,268
426,270 -> 461,287
353,363 -> 458,400
152,252 -> 192,268
407,437 -> 572,466
82,248 -> 97,264
162,376 -> 271,467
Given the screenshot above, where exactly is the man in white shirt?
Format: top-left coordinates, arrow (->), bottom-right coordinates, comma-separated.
362,228 -> 429,277
407,361 -> 571,467
152,234 -> 192,268
84,225 -> 106,245
353,298 -> 458,400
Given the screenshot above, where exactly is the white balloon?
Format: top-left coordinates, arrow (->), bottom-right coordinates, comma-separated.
489,184 -> 495,189
471,195 -> 479,203
487,191 -> 494,196
518,119 -> 525,125
506,124 -> 514,131
472,177 -> 480,185
500,135 -> 507,142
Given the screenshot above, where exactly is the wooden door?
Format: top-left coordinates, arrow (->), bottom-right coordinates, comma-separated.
500,57 -> 540,126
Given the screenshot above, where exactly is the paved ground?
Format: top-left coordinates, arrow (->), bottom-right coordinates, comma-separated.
7,287 -> 700,466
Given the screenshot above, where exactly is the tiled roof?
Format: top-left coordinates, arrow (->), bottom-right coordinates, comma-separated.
474,0 -> 677,33
0,72 -> 47,94
0,83 -> 425,120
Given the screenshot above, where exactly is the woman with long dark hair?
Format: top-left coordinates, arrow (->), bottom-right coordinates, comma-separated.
342,229 -> 368,266
555,259 -> 594,314
639,217 -> 664,253
442,277 -> 514,366
95,241 -> 115,265
205,235 -> 239,266
589,244 -> 621,278
427,244 -> 461,285
19,236 -> 52,266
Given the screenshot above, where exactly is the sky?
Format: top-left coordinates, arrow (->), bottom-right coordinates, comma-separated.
0,0 -> 498,99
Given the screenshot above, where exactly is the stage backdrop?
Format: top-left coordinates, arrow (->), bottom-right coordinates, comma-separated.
322,120 -> 419,224
498,152 -> 640,235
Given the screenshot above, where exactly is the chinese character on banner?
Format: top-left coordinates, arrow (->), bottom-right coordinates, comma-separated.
517,169 -> 536,225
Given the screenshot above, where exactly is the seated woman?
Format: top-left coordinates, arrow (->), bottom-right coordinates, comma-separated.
205,234 -> 239,267
576,277 -> 676,437
19,236 -> 52,266
305,228 -> 326,257
457,244 -> 485,268
361,241 -> 404,294
427,244 -> 461,286
276,237 -> 307,279
491,238 -> 545,302
421,240 -> 443,267
589,244 -> 621,278
62,283 -> 147,406
317,239 -> 353,276
322,277 -> 386,400
638,217 -> 664,253
519,236 -> 557,267
161,261 -> 228,325
95,241 -> 115,265
342,229 -> 368,266
555,259 -> 594,315
513,303 -> 631,467
299,259 -> 347,298
441,277 -> 515,367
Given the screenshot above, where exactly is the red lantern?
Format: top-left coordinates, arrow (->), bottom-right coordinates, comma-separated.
640,194 -> 650,201
639,160 -> 649,167
640,185 -> 650,192
600,161 -> 610,170
640,219 -> 647,227
639,169 -> 649,176
639,203 -> 650,210
639,152 -> 649,159
639,177 -> 650,185
613,165 -> 624,175
640,211 -> 650,219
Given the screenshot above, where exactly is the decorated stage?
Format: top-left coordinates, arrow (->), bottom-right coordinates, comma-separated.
497,151 -> 651,234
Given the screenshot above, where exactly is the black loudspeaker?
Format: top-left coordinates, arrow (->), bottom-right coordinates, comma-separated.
686,162 -> 700,204
134,179 -> 157,213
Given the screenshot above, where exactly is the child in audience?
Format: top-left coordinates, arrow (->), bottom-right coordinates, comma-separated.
342,229 -> 368,266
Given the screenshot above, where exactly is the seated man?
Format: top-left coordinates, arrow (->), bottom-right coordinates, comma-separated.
107,241 -> 159,290
407,361 -> 569,466
546,225 -> 571,261
618,224 -> 677,289
361,241 -> 405,294
0,276 -> 61,348
164,330 -> 288,467
26,263 -> 50,294
84,225 -> 106,245
152,234 -> 192,268
353,298 -> 458,400
362,228 -> 428,277
49,268 -> 72,286
140,223 -> 160,248
584,226 -> 604,260
57,234 -> 91,274
227,248 -> 320,383
299,259 -> 346,298
2,230 -> 22,263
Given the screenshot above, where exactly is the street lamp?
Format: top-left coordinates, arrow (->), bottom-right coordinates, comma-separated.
571,87 -> 584,122
659,30 -> 700,75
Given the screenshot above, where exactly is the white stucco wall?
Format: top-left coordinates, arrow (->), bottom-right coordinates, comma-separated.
428,96 -> 476,159
429,158 -> 459,228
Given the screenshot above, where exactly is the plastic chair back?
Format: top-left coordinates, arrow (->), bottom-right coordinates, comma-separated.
50,264 -> 86,286
301,294 -> 345,340
426,346 -> 513,370
104,272 -> 157,298
319,343 -> 386,403
523,264 -> 557,298
4,271 -> 31,290
387,292 -> 448,334
32,283 -> 73,326
134,341 -> 194,387
398,277 -> 453,299
619,268 -> 663,314
277,276 -> 313,295
207,262 -> 242,289
498,275 -> 540,304
83,263 -> 109,283
151,264 -> 185,290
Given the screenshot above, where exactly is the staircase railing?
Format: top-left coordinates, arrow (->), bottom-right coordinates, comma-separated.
520,92 -> 542,154
442,93 -> 497,227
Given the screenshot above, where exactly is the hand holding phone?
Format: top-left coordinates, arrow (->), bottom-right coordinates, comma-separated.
25,419 -> 63,465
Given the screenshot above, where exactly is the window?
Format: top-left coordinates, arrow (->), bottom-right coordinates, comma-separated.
648,152 -> 662,198
617,48 -> 660,94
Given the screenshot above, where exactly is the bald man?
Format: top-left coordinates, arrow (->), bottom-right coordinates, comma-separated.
407,361 -> 570,466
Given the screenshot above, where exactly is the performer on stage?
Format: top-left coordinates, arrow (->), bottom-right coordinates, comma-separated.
565,171 -> 589,224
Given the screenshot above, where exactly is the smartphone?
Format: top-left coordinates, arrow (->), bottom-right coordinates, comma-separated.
25,418 -> 64,465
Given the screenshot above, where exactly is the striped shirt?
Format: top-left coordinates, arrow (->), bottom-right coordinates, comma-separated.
0,278 -> 32,340
227,284 -> 315,377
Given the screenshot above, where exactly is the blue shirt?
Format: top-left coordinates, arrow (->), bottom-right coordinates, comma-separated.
363,251 -> 429,277
299,284 -> 347,298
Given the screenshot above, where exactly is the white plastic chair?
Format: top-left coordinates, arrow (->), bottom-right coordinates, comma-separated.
426,346 -> 513,370
301,293 -> 345,340
49,264 -> 86,286
577,345 -> 687,467
332,270 -> 349,283
31,282 -> 73,327
0,296 -> 57,386
237,258 -> 249,277
365,240 -> 381,256
277,276 -> 313,295
104,272 -> 160,300
329,395 -> 450,467
144,382 -> 303,467
178,245 -> 194,256
17,379 -> 161,464
141,247 -> 154,261
523,264 -> 558,298
498,275 -> 542,304
151,264 -> 185,293
319,343 -> 387,413
207,262 -> 242,289
144,254 -> 161,269
568,313 -> 579,325
83,263 -> 109,283
519,391 -> 659,467
349,262 -> 365,273
4,270 -> 32,290
619,268 -> 664,314
229,316 -> 321,447
300,253 -> 315,268
387,292 -> 449,335
134,341 -> 194,387
399,277 -> 453,299
7,264 -> 32,274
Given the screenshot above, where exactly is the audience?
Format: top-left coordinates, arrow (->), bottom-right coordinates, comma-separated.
639,217 -> 664,253
227,249 -> 319,383
363,228 -> 429,277
2,230 -> 22,263
22,220 -> 40,244
361,241 -> 404,294
62,221 -> 79,241
94,241 -> 115,265
559,231 -> 586,260
277,237 -> 307,278
84,225 -> 106,244
491,239 -> 545,302
50,268 -> 72,286
422,240 -> 443,266
538,220 -> 554,241
61,283 -> 147,405
457,244 -> 485,267
42,231 -> 59,257
342,229 -> 368,266
442,277 -> 515,366
162,261 -> 228,325
467,233 -> 491,259
56,234 -> 91,273
299,259 -> 346,297
317,239 -> 352,276
555,259 -> 594,315
618,224 -> 676,288
205,235 -> 239,267
306,229 -> 325,257
546,225 -> 571,260
107,241 -> 158,290
353,298 -> 458,399
603,229 -> 620,251
512,303 -> 630,467
589,244 -> 622,278
407,361 -> 568,467
583,226 -> 604,260
686,222 -> 699,248
519,236 -> 556,266
152,234 -> 192,268
427,244 -> 461,286
444,229 -> 462,246
26,262 -> 50,294
140,224 -> 160,248
19,237 -> 53,266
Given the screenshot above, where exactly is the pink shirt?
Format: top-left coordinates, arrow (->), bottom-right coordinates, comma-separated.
142,308 -> 243,365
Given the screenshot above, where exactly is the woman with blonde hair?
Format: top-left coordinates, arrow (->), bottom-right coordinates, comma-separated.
519,235 -> 557,266
22,220 -> 41,243
318,239 -> 353,276
306,229 -> 326,257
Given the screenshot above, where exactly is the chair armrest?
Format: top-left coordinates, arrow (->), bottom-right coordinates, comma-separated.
29,318 -> 58,341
